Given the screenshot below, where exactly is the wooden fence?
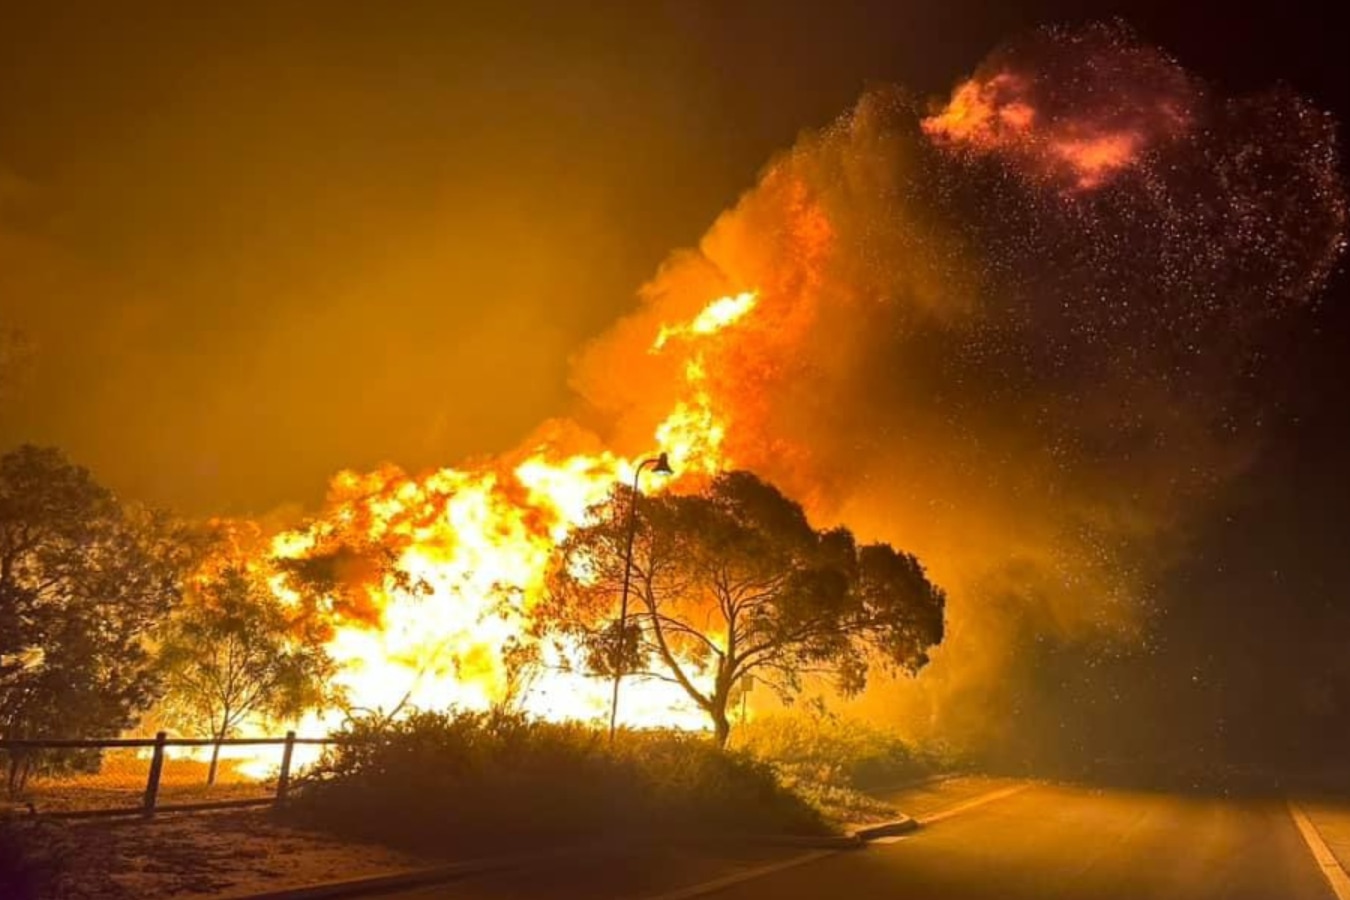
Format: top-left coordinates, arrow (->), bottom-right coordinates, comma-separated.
0,732 -> 344,819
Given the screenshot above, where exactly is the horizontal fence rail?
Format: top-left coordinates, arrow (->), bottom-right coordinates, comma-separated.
1,731 -> 345,820
0,736 -> 343,749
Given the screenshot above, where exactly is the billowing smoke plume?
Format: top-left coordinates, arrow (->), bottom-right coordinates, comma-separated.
573,23 -> 1346,762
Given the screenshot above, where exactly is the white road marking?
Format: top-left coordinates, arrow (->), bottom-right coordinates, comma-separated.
635,782 -> 1031,898
634,850 -> 836,900
917,783 -> 1032,826
1289,801 -> 1350,900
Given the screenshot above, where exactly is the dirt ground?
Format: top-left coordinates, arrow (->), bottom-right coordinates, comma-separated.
7,752 -> 286,815
0,773 -> 938,898
4,807 -> 435,899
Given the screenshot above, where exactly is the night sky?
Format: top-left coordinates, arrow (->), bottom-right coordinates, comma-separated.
2,1 -> 1347,771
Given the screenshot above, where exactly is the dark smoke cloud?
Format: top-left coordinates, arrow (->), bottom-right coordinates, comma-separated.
574,23 -> 1346,762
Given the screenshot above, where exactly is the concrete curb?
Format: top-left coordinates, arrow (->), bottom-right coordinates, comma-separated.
680,831 -> 864,850
213,843 -> 611,900
205,773 -> 967,900
834,771 -> 955,842
850,815 -> 919,841
214,829 -> 865,900
634,849 -> 838,900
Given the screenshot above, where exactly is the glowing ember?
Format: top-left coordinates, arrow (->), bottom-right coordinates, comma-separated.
185,22 -> 1344,771
922,25 -> 1197,190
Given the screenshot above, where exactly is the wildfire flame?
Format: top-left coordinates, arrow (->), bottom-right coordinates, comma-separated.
161,23 -> 1345,778
256,290 -> 763,739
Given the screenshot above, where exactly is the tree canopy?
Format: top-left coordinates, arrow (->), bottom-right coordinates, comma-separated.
544,470 -> 945,745
0,445 -> 194,788
158,563 -> 337,783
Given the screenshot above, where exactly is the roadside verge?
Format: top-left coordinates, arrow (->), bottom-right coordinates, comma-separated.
221,778 -> 1026,900
217,843 -> 614,900
218,830 -> 863,900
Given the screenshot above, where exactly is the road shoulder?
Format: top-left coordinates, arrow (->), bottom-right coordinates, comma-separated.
1289,800 -> 1350,900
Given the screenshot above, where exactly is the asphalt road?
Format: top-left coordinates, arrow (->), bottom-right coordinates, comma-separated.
712,785 -> 1340,900
392,780 -> 1350,900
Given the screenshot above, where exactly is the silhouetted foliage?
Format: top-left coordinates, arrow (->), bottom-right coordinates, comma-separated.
274,543 -> 430,636
271,541 -> 430,723
158,565 -> 338,784
0,445 -> 195,794
543,471 -> 946,746
284,709 -> 825,854
734,709 -> 962,790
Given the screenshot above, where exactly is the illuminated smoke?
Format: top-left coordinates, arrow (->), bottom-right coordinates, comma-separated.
922,23 -> 1200,191
242,24 -> 1344,760
0,328 -> 26,397
574,22 -> 1345,757
252,305 -> 757,734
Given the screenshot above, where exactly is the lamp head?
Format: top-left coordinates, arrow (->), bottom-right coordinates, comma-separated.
652,452 -> 673,476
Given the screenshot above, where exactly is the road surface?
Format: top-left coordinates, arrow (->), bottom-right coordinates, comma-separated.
388,778 -> 1350,900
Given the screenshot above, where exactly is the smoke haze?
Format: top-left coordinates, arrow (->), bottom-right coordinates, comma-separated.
3,8 -> 1346,767
574,23 -> 1346,761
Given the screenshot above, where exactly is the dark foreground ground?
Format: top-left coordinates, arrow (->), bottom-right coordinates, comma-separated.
386,777 -> 1350,900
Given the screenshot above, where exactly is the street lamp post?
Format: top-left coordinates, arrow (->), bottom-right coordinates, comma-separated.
608,452 -> 673,744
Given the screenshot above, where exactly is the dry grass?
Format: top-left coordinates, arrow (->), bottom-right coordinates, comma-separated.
773,766 -> 901,826
726,711 -> 965,827
8,752 -> 283,815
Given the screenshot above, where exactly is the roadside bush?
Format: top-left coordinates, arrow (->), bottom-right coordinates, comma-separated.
730,710 -> 964,823
5,747 -> 104,797
281,710 -> 826,855
733,711 -> 955,791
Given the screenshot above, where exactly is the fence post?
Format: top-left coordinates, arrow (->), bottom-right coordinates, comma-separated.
142,731 -> 167,818
276,730 -> 297,805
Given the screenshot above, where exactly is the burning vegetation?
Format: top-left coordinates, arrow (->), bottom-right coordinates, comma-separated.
2,22 -> 1346,785
212,282 -> 946,745
256,21 -> 1344,764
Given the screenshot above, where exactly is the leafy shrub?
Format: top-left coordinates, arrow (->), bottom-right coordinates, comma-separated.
281,710 -> 826,855
728,709 -> 967,823
733,710 -> 956,791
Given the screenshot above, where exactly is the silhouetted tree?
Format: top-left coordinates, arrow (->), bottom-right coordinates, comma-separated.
158,566 -> 337,784
543,471 -> 946,746
0,445 -> 193,794
496,636 -> 543,714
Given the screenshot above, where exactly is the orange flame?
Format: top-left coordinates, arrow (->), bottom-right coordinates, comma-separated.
253,290 -> 763,735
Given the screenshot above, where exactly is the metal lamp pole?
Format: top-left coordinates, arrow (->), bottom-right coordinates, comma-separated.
608,452 -> 672,744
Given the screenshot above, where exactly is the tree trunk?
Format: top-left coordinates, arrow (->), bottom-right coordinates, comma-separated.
5,752 -> 23,798
711,708 -> 732,748
6,752 -> 35,797
708,660 -> 736,748
207,740 -> 222,786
